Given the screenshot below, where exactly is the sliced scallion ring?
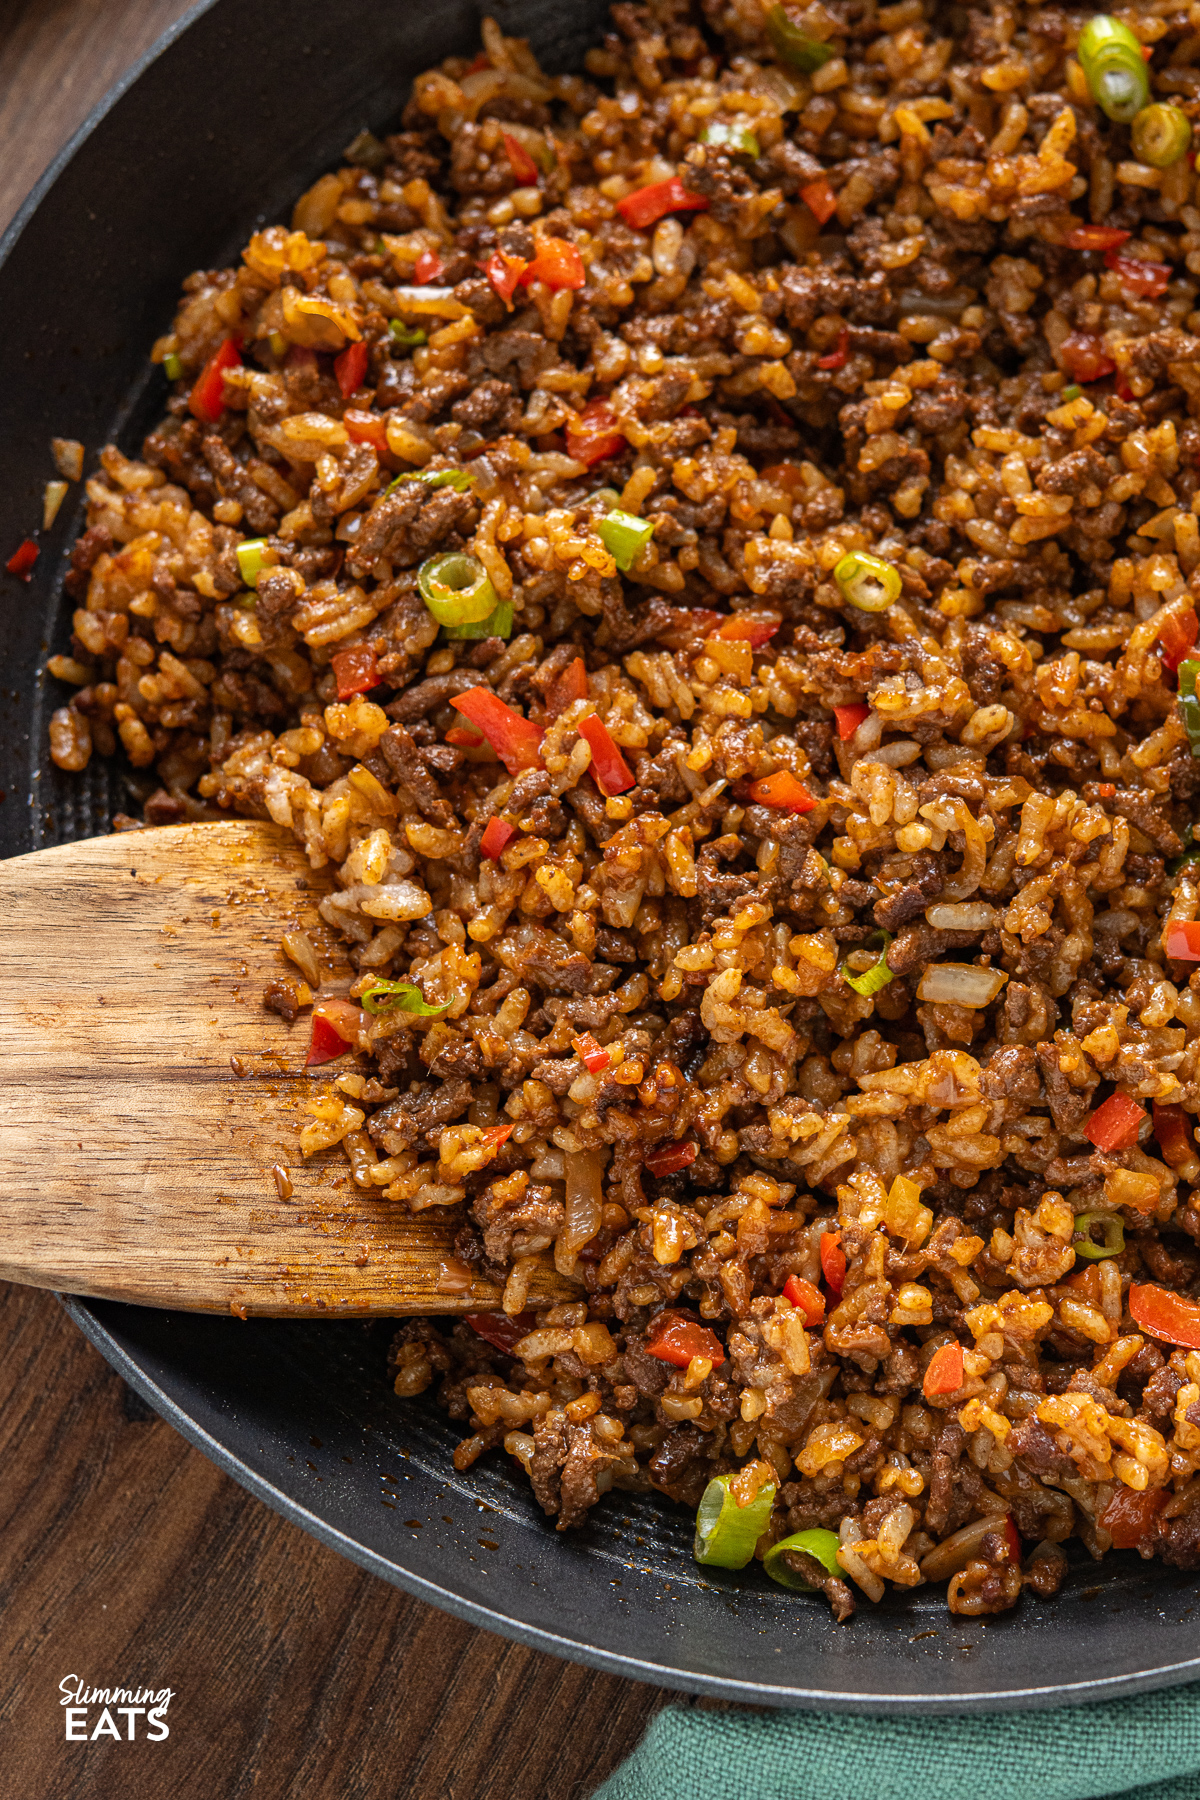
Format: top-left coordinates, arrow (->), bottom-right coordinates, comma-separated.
443,600 -> 514,640
389,319 -> 427,348
359,979 -> 449,1017
765,4 -> 836,71
1131,103 -> 1192,168
700,121 -> 761,157
163,352 -> 184,382
417,551 -> 499,627
763,1528 -> 843,1591
693,1471 -> 777,1569
1072,1211 -> 1125,1260
841,928 -> 894,997
235,538 -> 269,589
387,467 -> 475,496
833,551 -> 902,613
1078,15 -> 1150,124
598,508 -> 655,573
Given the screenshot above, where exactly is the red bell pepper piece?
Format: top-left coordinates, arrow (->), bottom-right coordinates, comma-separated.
644,1140 -> 698,1176
189,336 -> 242,424
746,770 -> 816,813
450,687 -> 543,775
1105,252 -> 1170,300
1062,225 -> 1130,251
1153,1103 -> 1195,1171
5,538 -> 38,580
446,724 -> 487,749
464,1311 -> 536,1353
833,702 -> 870,740
343,408 -> 390,456
330,644 -> 379,699
923,1341 -> 964,1398
548,655 -> 589,718
799,178 -> 837,226
1085,1091 -> 1147,1151
334,339 -> 369,397
1100,1484 -> 1167,1549
484,248 -> 530,306
616,176 -> 710,230
820,1231 -> 846,1296
782,1275 -> 825,1325
305,1002 -> 361,1067
579,713 -> 635,795
817,326 -> 849,371
1003,1516 -> 1022,1564
502,132 -> 540,186
1059,331 -> 1116,384
413,248 -> 444,284
521,237 -> 586,291
714,615 -> 779,650
479,817 -> 516,860
1130,1282 -> 1200,1350
1158,609 -> 1198,672
646,1316 -> 724,1367
1095,782 -> 1116,797
572,1032 -> 611,1075
565,399 -> 626,468
1164,919 -> 1200,961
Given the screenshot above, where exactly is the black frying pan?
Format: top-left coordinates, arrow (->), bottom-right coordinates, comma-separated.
4,0 -> 1199,1711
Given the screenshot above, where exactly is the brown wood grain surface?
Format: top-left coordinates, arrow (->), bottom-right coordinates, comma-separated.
0,4 -> 675,1793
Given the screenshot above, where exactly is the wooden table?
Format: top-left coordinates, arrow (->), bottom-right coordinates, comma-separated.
0,4 -> 688,1791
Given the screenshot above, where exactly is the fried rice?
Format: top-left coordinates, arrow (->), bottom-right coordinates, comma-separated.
42,0 -> 1200,1620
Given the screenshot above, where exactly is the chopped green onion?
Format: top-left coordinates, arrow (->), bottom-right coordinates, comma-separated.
765,4 -> 836,71
833,551 -> 902,613
700,121 -> 761,158
1131,103 -> 1192,168
344,127 -> 388,171
389,319 -> 427,349
763,1528 -> 843,1591
1061,384 -> 1082,401
1078,15 -> 1150,124
388,467 -> 475,495
236,538 -> 268,589
1072,1211 -> 1125,1260
417,551 -> 499,627
693,1471 -> 777,1570
268,331 -> 288,359
841,928 -> 894,997
1179,659 -> 1200,761
163,352 -> 184,382
1169,826 -> 1200,875
444,600 -> 514,640
598,508 -> 655,573
360,979 -> 449,1017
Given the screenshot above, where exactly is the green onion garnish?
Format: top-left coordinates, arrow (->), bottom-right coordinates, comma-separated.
763,1528 -> 842,1591
598,508 -> 655,573
833,551 -> 902,613
1131,102 -> 1192,168
417,551 -> 499,628
765,4 -> 836,71
443,600 -> 514,640
389,319 -> 428,349
1071,1211 -> 1125,1260
236,538 -> 268,589
1061,384 -> 1082,402
360,979 -> 449,1017
388,468 -> 475,496
1179,659 -> 1200,761
841,928 -> 894,996
693,1472 -> 777,1570
269,331 -> 288,358
163,352 -> 184,382
700,121 -> 761,158
1078,15 -> 1150,124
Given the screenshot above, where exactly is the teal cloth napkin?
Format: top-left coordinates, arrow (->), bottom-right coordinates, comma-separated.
593,1680 -> 1200,1800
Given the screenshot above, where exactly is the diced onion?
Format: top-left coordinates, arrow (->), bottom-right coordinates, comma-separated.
916,964 -> 1009,1007
558,1148 -> 605,1273
925,902 -> 998,931
918,1515 -> 1010,1581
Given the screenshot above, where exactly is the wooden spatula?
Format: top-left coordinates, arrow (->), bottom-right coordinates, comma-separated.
0,820 -> 576,1317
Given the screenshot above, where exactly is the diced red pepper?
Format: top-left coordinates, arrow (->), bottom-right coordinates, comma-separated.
464,1311 -> 536,1353
1164,919 -> 1200,962
450,687 -> 543,776
305,1005 -> 359,1067
548,655 -> 589,718
1100,1484 -> 1167,1549
334,339 -> 369,397
565,398 -> 626,468
923,1341 -> 964,1398
503,132 -> 541,186
479,817 -> 516,860
330,644 -> 379,699
644,1139 -> 698,1176
746,770 -> 817,813
799,178 -> 837,226
1153,1103 -> 1196,1171
820,1230 -> 846,1297
464,52 -> 491,75
714,615 -> 779,650
1130,1282 -> 1200,1351
579,713 -> 635,795
833,702 -> 870,740
646,1316 -> 725,1367
1062,225 -> 1130,252
782,1275 -> 825,1325
484,248 -> 530,307
189,336 -> 243,424
1085,1091 -> 1147,1152
1059,331 -> 1116,384
482,1123 -> 514,1151
1003,1516 -> 1022,1563
572,1032 -> 611,1075
413,248 -> 444,284
446,724 -> 487,750
1158,609 -> 1198,672
616,176 -> 710,231
521,237 -> 586,291
5,538 -> 38,580
1105,252 -> 1171,300
343,408 -> 391,456
1095,782 -> 1116,797
817,326 -> 849,371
